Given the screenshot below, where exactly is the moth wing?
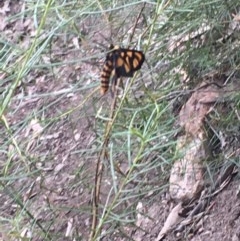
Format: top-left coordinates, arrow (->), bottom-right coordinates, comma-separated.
114,49 -> 144,77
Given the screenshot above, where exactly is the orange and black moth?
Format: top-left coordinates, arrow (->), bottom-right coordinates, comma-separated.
100,45 -> 145,95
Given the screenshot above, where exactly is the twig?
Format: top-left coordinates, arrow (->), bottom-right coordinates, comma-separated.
90,5 -> 146,239
128,2 -> 146,47
89,86 -> 119,240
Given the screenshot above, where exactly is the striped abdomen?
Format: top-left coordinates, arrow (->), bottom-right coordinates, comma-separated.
100,59 -> 114,95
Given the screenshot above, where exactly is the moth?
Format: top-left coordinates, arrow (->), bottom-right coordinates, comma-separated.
100,45 -> 145,95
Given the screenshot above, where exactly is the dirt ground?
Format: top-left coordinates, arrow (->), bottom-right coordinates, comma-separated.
1,1 -> 240,241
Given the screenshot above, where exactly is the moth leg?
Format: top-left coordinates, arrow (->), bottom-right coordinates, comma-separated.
113,78 -> 124,98
118,78 -> 124,91
110,74 -> 118,98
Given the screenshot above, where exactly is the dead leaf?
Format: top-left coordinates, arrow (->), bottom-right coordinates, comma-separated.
155,203 -> 183,241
